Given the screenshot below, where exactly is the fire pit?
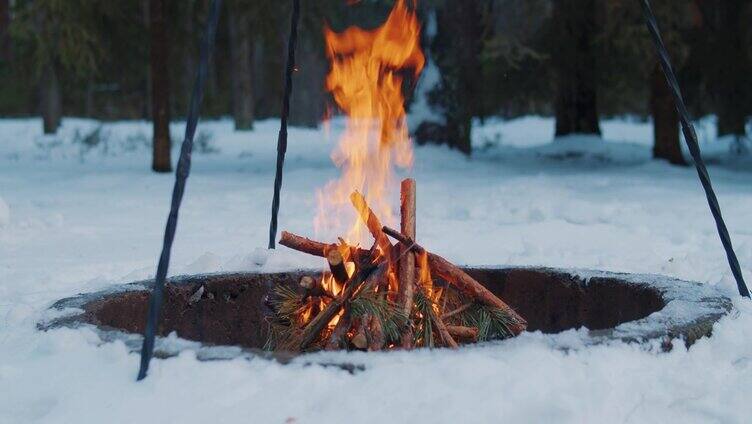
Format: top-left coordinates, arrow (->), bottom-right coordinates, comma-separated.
42,267 -> 732,363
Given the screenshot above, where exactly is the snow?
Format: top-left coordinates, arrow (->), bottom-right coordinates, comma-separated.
407,10 -> 441,128
0,195 -> 9,227
2,115 -> 752,422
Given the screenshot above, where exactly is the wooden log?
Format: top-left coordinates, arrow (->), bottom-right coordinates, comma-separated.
279,231 -> 368,259
325,310 -> 351,351
446,325 -> 478,342
381,226 -> 527,335
299,276 -> 315,290
351,326 -> 368,350
327,249 -> 349,286
279,231 -> 333,257
367,315 -> 385,351
350,191 -> 392,255
427,254 -> 526,334
300,276 -> 332,302
398,179 -> 416,348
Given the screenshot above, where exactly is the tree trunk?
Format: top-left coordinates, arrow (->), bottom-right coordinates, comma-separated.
178,1 -> 196,120
714,0 -> 749,139
228,6 -> 254,130
0,0 -> 10,63
40,62 -> 62,134
650,64 -> 686,165
85,79 -> 95,118
150,0 -> 172,173
552,0 -> 601,137
432,0 -> 484,155
142,0 -> 152,120
289,36 -> 327,128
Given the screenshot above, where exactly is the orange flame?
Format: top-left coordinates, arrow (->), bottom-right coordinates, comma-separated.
417,251 -> 442,312
315,0 -> 424,246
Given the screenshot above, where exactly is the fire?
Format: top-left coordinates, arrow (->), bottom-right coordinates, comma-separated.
417,250 -> 442,308
315,0 -> 424,247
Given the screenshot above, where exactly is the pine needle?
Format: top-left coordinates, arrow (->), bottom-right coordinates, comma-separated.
457,304 -> 521,341
350,287 -> 407,343
264,285 -> 306,351
413,291 -> 434,348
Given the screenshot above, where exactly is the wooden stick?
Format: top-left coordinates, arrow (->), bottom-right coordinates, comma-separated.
442,303 -> 473,320
299,276 -> 314,288
300,276 -> 332,302
382,226 -> 527,335
327,249 -> 349,286
350,191 -> 392,255
446,325 -> 478,342
398,179 -> 416,348
351,322 -> 368,350
427,254 -> 526,334
325,310 -> 351,351
367,315 -> 385,351
418,286 -> 458,348
279,231 -> 368,259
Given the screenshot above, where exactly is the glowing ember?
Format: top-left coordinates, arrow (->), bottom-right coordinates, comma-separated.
315,0 -> 425,247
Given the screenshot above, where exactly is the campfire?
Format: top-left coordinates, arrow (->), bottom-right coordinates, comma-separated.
265,0 -> 526,352
271,183 -> 527,352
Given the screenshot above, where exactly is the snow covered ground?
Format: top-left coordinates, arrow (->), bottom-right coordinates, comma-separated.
1,115 -> 752,423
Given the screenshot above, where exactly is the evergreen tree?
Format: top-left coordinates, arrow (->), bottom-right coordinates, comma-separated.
11,0 -> 110,134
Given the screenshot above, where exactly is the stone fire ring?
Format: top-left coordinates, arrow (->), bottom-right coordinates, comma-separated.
41,267 -> 733,369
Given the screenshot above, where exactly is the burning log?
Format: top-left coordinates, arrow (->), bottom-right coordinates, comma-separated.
350,191 -> 392,255
327,249 -> 349,286
382,226 -> 527,335
325,310 -> 352,350
446,325 -> 479,342
427,254 -> 526,334
287,262 -> 388,351
279,231 -> 367,259
418,284 -> 458,349
279,231 -> 334,257
300,276 -> 332,302
398,179 -> 416,348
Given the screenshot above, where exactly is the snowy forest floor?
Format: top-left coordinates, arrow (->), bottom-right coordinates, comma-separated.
1,115 -> 752,423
